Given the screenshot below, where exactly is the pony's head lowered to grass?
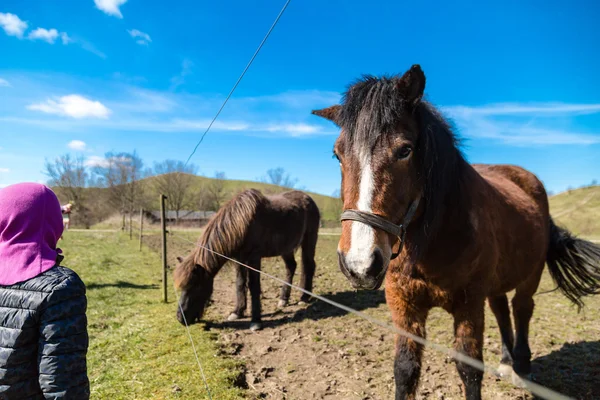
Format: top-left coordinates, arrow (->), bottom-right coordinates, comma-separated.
174,254 -> 214,325
173,189 -> 265,325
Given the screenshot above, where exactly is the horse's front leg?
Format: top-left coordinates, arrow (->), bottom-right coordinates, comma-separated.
453,295 -> 485,400
227,264 -> 248,321
247,258 -> 262,331
386,283 -> 428,400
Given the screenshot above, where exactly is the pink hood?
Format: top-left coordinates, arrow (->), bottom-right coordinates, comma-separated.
0,183 -> 64,285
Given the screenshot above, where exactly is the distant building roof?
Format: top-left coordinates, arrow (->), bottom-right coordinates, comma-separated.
148,210 -> 216,220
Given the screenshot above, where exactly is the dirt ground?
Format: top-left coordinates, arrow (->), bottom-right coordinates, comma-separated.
147,232 -> 600,400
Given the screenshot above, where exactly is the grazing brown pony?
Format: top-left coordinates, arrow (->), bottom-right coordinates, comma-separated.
174,189 -> 320,331
312,64 -> 600,400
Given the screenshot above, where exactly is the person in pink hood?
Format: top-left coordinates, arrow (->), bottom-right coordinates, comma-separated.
0,183 -> 90,399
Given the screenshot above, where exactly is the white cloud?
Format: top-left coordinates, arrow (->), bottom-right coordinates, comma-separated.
68,140 -> 87,151
0,78 -> 10,87
0,12 -> 28,38
26,28 -> 72,45
84,155 -> 130,168
28,28 -> 59,44
0,168 -> 10,173
442,102 -> 600,146
27,94 -> 111,119
444,103 -> 600,117
168,119 -> 249,132
84,155 -> 109,168
127,29 -> 151,45
264,123 -> 322,136
60,32 -> 72,45
0,116 -> 331,137
94,0 -> 128,18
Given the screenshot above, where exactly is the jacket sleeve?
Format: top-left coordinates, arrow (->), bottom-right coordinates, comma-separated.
38,271 -> 90,400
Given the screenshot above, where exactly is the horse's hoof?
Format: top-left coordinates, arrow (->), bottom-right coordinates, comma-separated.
227,313 -> 240,321
277,299 -> 288,309
496,363 -> 513,378
510,370 -> 531,388
249,322 -> 262,331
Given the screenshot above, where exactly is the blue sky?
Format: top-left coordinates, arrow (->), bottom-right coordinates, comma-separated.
1,0 -> 599,196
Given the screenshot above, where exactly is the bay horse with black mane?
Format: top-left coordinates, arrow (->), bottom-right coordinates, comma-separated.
174,189 -> 320,331
312,64 -> 600,399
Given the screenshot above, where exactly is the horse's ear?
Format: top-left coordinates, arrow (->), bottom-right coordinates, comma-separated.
397,64 -> 426,106
176,256 -> 184,263
312,105 -> 342,126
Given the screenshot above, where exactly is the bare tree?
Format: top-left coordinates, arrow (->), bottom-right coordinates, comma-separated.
261,167 -> 298,189
152,160 -> 198,224
92,151 -> 144,220
204,171 -> 227,211
44,154 -> 90,227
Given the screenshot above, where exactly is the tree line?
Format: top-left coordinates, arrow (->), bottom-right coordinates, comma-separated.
45,151 -> 303,228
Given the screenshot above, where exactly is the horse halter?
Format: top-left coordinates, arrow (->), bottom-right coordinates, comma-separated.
340,196 -> 421,260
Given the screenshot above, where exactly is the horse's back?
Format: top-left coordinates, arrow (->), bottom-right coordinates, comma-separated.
474,164 -> 548,210
267,191 -> 320,224
249,190 -> 319,257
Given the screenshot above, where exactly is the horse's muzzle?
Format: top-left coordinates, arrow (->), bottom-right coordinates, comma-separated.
177,308 -> 201,326
338,249 -> 387,290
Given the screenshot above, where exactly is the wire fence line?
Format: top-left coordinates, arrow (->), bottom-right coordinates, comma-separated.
183,0 -> 292,167
166,231 -> 574,400
172,280 -> 214,400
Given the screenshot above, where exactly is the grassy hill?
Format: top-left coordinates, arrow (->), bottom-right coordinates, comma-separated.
72,174 -> 342,228
549,185 -> 600,238
139,174 -> 342,222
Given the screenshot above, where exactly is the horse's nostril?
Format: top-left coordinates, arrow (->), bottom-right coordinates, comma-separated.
366,249 -> 384,279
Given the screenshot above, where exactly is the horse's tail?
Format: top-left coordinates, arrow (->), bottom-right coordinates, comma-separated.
546,218 -> 600,309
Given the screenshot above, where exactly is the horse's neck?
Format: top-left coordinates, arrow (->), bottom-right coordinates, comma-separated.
201,250 -> 228,277
418,162 -> 477,266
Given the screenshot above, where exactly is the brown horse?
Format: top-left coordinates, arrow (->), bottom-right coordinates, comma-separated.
312,64 -> 600,399
174,189 -> 320,331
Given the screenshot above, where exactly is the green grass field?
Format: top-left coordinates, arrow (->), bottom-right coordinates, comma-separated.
62,231 -> 245,399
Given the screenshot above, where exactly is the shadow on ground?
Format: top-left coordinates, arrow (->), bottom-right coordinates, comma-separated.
531,341 -> 600,400
209,288 -> 386,330
87,281 -> 159,290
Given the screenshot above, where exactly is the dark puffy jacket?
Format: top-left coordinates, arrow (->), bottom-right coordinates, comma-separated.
0,265 -> 89,399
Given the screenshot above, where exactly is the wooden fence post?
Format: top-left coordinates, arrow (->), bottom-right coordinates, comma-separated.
139,208 -> 144,251
160,194 -> 168,303
129,212 -> 133,240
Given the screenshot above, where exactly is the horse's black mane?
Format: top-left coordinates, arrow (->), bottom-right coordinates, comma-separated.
339,74 -> 469,261
340,75 -> 409,146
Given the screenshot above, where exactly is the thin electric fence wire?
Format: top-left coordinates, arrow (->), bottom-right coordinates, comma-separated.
167,231 -> 574,400
172,279 -> 214,400
165,220 -> 213,399
183,0 -> 292,167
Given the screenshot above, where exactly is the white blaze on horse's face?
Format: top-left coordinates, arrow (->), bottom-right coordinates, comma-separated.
345,150 -> 377,275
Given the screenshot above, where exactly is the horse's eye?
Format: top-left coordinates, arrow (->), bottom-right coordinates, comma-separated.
332,152 -> 341,163
395,145 -> 412,160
